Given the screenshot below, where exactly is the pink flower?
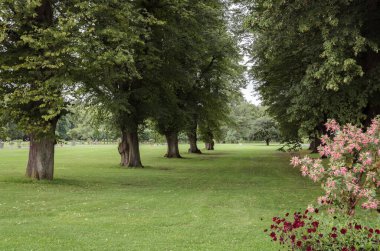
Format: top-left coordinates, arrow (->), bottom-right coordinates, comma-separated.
325,119 -> 340,132
362,200 -> 378,209
340,167 -> 347,175
306,205 -> 315,213
291,156 -> 301,167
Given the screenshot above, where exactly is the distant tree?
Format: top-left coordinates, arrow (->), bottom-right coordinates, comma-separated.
251,116 -> 280,146
221,97 -> 263,143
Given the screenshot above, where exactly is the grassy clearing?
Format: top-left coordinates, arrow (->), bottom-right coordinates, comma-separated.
0,144 -> 378,250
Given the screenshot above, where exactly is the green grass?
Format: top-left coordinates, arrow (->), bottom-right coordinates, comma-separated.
0,144 -> 378,250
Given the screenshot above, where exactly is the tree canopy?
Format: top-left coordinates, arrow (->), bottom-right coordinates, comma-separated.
245,0 -> 380,145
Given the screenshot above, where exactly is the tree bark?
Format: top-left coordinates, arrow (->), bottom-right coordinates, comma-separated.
265,139 -> 270,146
165,131 -> 182,158
309,137 -> 321,154
26,121 -> 57,180
126,130 -> 143,168
187,131 -> 202,154
118,131 -> 129,166
187,115 -> 202,154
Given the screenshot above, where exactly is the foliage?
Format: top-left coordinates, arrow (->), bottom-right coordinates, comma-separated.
278,140 -> 303,153
245,0 -> 380,143
251,116 -> 280,145
291,119 -> 380,215
56,104 -> 118,142
150,0 -> 243,140
267,209 -> 380,250
221,97 -> 263,143
75,0 -> 153,134
0,0 -> 78,138
0,115 -> 23,141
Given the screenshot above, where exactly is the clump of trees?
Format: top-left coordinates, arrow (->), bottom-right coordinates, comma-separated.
221,97 -> 280,145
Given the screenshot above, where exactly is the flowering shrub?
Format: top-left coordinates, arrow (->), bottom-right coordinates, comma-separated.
266,209 -> 380,250
291,118 -> 380,215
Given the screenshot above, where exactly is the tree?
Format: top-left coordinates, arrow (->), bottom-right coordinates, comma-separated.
149,0 -> 206,158
245,0 -> 380,150
251,116 -> 280,145
76,0 -> 159,167
185,1 -> 245,153
149,0 -> 243,157
0,0 -> 78,179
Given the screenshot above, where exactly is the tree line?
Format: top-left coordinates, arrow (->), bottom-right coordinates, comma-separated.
1,96 -> 279,147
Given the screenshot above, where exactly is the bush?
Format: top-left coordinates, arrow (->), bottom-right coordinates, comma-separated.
266,209 -> 380,250
291,118 -> 380,215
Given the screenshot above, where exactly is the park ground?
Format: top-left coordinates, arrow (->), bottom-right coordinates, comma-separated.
0,144 -> 378,250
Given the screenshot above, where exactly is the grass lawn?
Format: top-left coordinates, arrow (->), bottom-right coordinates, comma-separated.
0,144 -> 378,250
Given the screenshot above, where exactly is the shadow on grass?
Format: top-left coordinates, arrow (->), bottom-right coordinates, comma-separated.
0,176 -> 92,189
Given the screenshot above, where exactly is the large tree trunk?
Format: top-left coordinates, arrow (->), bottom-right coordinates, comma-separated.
187,115 -> 201,154
309,137 -> 321,154
187,131 -> 202,154
165,131 -> 182,158
26,121 -> 57,180
126,130 -> 143,168
118,131 -> 129,166
205,140 -> 214,150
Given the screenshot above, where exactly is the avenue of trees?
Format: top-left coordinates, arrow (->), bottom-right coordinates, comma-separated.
3,0 -> 379,181
0,0 -> 250,180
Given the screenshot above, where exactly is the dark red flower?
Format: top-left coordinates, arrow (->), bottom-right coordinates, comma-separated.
270,232 -> 276,238
368,233 -> 373,238
375,229 -> 380,234
296,241 -> 302,247
319,234 -> 323,238
354,224 -> 362,230
306,246 -> 312,251
340,228 -> 347,234
342,248 -> 348,251
312,221 -> 319,228
315,208 -> 319,213
284,221 -> 292,232
330,233 -> 338,238
332,227 -> 337,231
369,228 -> 374,233
285,213 -> 289,217
307,228 -> 316,233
